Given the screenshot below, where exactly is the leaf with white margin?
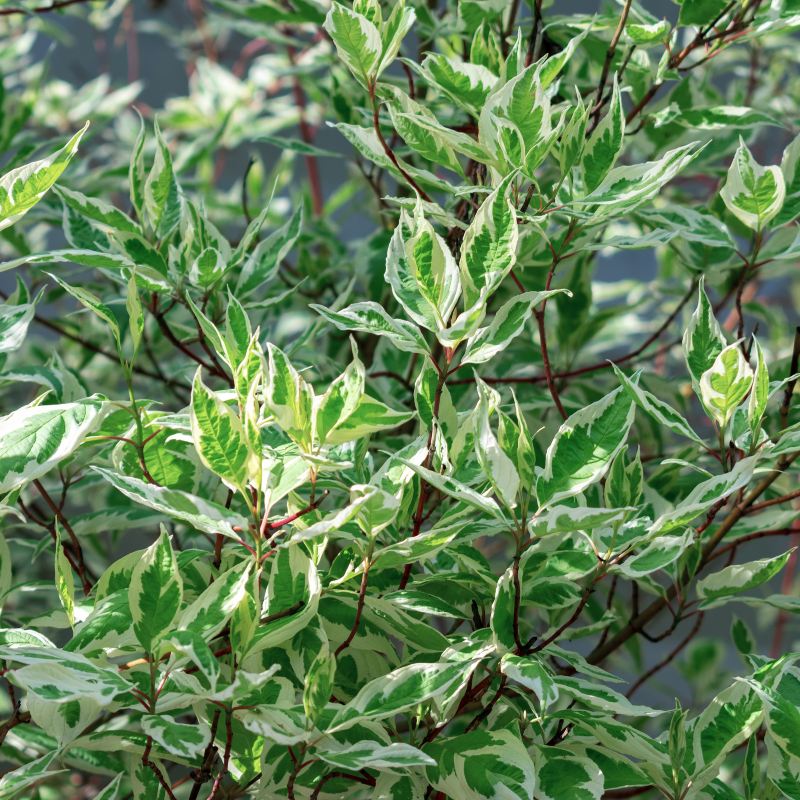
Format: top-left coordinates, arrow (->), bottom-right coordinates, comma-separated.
555,709 -> 670,763
0,122 -> 88,232
319,740 -> 436,771
528,505 -> 637,537
491,562 -> 519,655
0,395 -> 107,493
236,706 -> 309,745
372,773 -> 426,800
697,550 -> 794,606
315,338 -> 365,447
638,206 -> 734,249
323,1 -> 381,87
54,523 -> 75,630
692,680 -> 763,771
422,729 -> 535,800
776,130 -> 800,226
27,694 -> 101,747
0,287 -> 42,354
0,749 -> 68,799
325,395 -> 413,445
246,546 -> 320,656
6,649 -> 134,707
699,341 -> 754,428
649,455 -> 757,536
208,664 -> 283,704
142,715 -> 210,759
582,75 -> 625,194
554,676 -> 663,716
748,338 -> 769,442
611,529 -> 694,578
613,364 -> 705,445
501,653 -> 559,709
162,630 -> 220,693
683,277 -> 726,396
417,54 -> 498,116
176,560 -> 250,641
462,290 -> 569,366
54,184 -> 141,235
764,732 -> 800,800
535,745 -> 604,800
459,173 -> 518,310
541,644 -> 626,683
310,301 -> 430,355
129,525 -> 182,653
721,137 -> 786,231
578,143 -> 704,217
475,378 -> 519,507
92,468 -> 249,542
537,386 -> 635,509
391,456 -> 508,522
327,660 -> 477,733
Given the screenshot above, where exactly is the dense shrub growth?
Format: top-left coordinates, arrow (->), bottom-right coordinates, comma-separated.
0,0 -> 799,798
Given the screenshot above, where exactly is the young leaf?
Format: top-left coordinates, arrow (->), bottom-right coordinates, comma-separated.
0,122 -> 89,231
720,137 -> 786,231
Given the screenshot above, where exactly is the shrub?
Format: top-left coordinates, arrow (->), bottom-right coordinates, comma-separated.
0,0 -> 799,799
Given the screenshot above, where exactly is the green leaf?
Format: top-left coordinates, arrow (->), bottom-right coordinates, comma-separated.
697,550 -> 794,606
422,729 -> 535,800
141,715 -> 210,758
0,122 -> 88,232
236,206 -> 302,297
128,525 -> 183,653
55,185 -> 141,236
721,137 -> 786,231
320,740 -> 435,771
264,343 -> 314,450
537,387 -> 635,509
678,0 -> 732,27
582,75 -> 625,194
554,676 -> 661,716
377,0 -> 415,77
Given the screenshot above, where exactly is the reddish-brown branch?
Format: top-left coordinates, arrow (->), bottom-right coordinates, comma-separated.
189,709 -> 221,800
286,43 -> 324,216
531,588 -> 593,653
370,87 -> 432,203
335,562 -> 370,656
207,709 -> 233,799
743,488 -> 800,515
588,0 -> 632,131
34,479 -> 92,596
588,452 -> 800,665
626,613 -> 704,698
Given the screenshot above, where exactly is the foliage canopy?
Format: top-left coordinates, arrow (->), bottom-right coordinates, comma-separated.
0,0 -> 799,799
